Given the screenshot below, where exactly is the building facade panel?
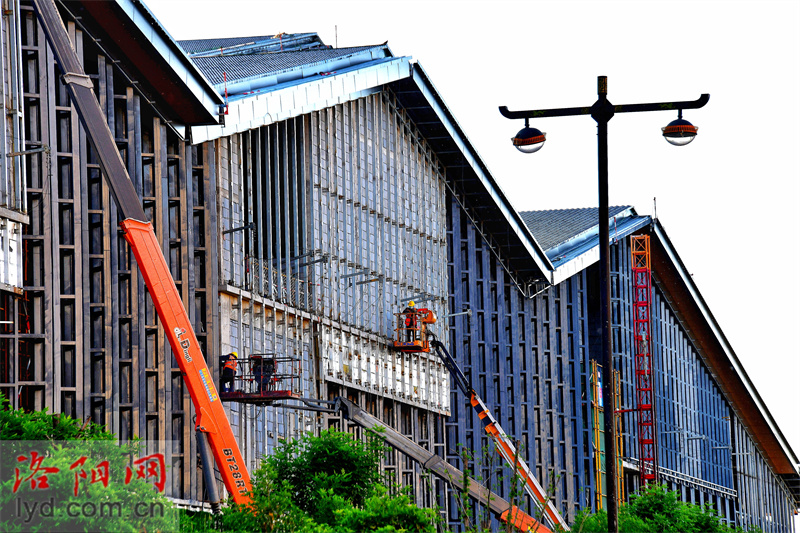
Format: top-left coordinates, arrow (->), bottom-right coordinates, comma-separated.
1,3 -> 796,529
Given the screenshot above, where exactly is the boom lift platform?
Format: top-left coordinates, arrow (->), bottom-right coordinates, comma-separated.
393,302 -> 437,353
429,334 -> 571,531
218,354 -> 299,404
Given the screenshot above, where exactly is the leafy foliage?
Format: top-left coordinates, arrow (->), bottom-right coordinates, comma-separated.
197,428 -> 436,533
570,484 -> 763,533
337,486 -> 435,533
270,428 -> 385,517
0,393 -> 116,441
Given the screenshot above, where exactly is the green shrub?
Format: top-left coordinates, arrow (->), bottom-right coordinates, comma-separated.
205,428 -> 435,533
570,484 -> 764,533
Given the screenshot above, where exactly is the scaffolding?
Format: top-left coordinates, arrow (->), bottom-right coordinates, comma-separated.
631,235 -> 658,485
613,368 -> 625,504
591,360 -> 624,510
590,359 -> 605,510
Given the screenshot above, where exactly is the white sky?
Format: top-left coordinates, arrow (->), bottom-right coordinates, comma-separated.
147,0 -> 800,495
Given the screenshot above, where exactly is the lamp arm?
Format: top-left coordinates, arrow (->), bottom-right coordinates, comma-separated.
499,94 -> 709,120
499,105 -> 592,120
614,94 -> 710,114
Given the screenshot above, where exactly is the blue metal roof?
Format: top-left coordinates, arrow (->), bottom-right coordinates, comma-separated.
519,206 -> 630,252
518,206 -> 650,284
180,33 -> 325,56
224,55 -> 401,103
190,45 -> 389,86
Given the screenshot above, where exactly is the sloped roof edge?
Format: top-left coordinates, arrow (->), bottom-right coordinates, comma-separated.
546,208 -> 650,285
521,208 -> 798,482
651,221 -> 799,478
117,0 -> 223,115
408,63 -> 553,280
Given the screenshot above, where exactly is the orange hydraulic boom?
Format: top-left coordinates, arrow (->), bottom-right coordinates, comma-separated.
430,335 -> 570,531
32,0 -> 251,504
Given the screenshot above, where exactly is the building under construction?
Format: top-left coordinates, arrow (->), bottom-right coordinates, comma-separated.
0,1 -> 797,531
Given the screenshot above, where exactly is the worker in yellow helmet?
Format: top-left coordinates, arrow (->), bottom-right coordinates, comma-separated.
403,301 -> 418,342
220,351 -> 238,392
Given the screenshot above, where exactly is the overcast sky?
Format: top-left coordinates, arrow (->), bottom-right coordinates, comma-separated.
147,0 -> 800,483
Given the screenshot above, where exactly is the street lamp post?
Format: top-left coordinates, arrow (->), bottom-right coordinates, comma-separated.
500,76 -> 708,533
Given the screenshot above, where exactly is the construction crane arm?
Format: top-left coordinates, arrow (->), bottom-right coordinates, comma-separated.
429,337 -> 570,531
31,0 -> 252,504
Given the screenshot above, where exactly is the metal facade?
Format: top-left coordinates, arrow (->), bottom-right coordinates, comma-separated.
0,3 -> 796,531
0,0 -> 27,294
214,91 -> 451,502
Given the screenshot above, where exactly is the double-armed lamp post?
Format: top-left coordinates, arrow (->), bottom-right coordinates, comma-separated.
499,76 -> 708,533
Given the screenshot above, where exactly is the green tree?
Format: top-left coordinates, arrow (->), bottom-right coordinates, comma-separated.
0,394 -> 116,441
570,484 -> 762,533
204,428 -> 436,533
337,486 -> 435,533
270,428 -> 384,518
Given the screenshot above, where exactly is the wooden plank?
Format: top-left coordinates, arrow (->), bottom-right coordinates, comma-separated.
252,129 -> 263,295
300,116 -> 310,310
96,51 -> 109,427
274,124 -> 284,301
262,128 -> 273,298
290,119 -> 300,309
180,139 -> 194,500
183,140 -> 198,501
206,140 -> 219,378
154,117 -> 167,454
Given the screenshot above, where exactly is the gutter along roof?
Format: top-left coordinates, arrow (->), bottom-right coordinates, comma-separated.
520,208 -> 800,496
519,206 -> 645,286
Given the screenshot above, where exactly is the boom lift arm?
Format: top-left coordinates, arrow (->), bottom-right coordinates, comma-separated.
429,335 -> 571,531
285,396 -> 549,532
31,0 -> 252,504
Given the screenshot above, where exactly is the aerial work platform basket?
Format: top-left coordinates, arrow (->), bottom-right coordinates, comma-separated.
393,302 -> 437,353
218,353 -> 299,405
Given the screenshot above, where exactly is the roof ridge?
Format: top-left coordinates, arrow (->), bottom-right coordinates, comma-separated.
520,205 -> 630,214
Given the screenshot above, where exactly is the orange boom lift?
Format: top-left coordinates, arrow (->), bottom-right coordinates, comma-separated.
428,334 -> 570,531
31,0 -> 251,504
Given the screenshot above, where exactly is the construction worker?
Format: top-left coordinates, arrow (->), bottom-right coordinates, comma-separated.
403,301 -> 418,342
220,351 -> 238,392
263,358 -> 276,392
253,356 -> 275,394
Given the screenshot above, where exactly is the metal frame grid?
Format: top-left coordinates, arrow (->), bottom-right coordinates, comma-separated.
3,3 -> 797,527
445,193 -> 594,527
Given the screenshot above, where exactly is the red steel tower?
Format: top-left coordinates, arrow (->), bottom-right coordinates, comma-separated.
631,235 -> 658,485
